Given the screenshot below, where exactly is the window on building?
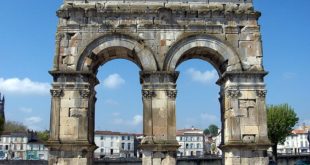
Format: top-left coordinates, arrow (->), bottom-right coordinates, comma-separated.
100,136 -> 103,140
186,143 -> 189,149
127,143 -> 131,150
122,136 -> 125,140
190,143 -> 193,149
121,143 -> 125,149
5,145 -> 8,150
21,144 -> 23,150
110,149 -> 114,155
197,143 -> 200,149
100,148 -> 104,153
128,136 -> 130,140
111,136 -> 114,140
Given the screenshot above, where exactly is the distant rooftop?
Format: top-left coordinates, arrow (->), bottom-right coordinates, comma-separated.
176,127 -> 203,136
95,130 -> 140,136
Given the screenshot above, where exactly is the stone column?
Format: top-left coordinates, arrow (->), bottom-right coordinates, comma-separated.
49,89 -> 62,142
47,72 -> 98,165
218,71 -> 271,165
140,71 -> 180,165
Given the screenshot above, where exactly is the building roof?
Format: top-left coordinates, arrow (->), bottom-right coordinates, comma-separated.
176,127 -> 203,136
95,130 -> 139,136
0,131 -> 28,137
291,125 -> 310,134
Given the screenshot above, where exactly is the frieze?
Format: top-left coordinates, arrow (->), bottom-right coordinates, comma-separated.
166,90 -> 177,99
256,90 -> 267,98
50,89 -> 63,97
142,90 -> 156,99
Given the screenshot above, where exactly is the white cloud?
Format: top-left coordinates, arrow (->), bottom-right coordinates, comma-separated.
112,118 -> 124,125
104,99 -> 119,106
103,74 -> 125,89
132,115 -> 143,125
186,68 -> 218,84
200,112 -> 218,122
19,107 -> 33,113
282,72 -> 296,80
112,114 -> 142,126
24,116 -> 44,130
25,116 -> 42,124
112,112 -> 120,116
0,77 -> 50,95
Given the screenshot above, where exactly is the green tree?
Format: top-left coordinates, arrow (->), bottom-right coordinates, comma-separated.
4,120 -> 27,132
208,124 -> 219,137
267,104 -> 298,162
37,130 -> 49,142
0,117 -> 4,134
204,124 -> 219,137
203,128 -> 210,135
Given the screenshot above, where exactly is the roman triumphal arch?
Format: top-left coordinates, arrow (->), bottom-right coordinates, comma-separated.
47,0 -> 270,164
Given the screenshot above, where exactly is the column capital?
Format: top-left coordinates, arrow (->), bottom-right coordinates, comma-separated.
80,89 -> 91,98
50,89 -> 63,97
226,89 -> 240,98
166,90 -> 177,99
142,90 -> 156,99
256,90 -> 267,98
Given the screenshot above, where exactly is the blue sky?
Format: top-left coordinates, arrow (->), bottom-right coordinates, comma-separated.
0,0 -> 309,132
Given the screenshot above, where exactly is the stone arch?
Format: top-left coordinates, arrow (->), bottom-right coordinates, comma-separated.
164,35 -> 243,74
77,34 -> 158,73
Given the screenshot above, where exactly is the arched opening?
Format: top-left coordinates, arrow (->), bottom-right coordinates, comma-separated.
164,35 -> 242,158
176,59 -> 221,157
94,59 -> 142,159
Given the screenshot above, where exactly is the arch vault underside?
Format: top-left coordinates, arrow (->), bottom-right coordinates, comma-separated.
47,0 -> 270,164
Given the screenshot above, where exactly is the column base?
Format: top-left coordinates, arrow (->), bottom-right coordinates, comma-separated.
46,141 -> 97,165
140,142 -> 180,165
221,143 -> 270,165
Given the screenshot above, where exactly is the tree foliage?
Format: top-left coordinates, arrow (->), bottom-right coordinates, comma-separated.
204,124 -> 219,137
0,117 -> 4,134
267,103 -> 298,162
37,130 -> 49,142
4,120 -> 27,132
203,128 -> 210,135
208,124 -> 219,137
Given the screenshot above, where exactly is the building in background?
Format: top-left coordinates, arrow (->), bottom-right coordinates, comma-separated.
0,92 -> 5,121
176,127 -> 204,157
26,131 -> 48,160
94,131 -> 136,158
0,132 -> 28,159
205,129 -> 222,156
0,131 -> 48,160
277,124 -> 310,154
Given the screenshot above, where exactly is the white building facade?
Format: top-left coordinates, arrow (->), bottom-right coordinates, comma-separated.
0,132 -> 28,159
94,131 -> 136,158
176,128 -> 204,157
277,126 -> 310,154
